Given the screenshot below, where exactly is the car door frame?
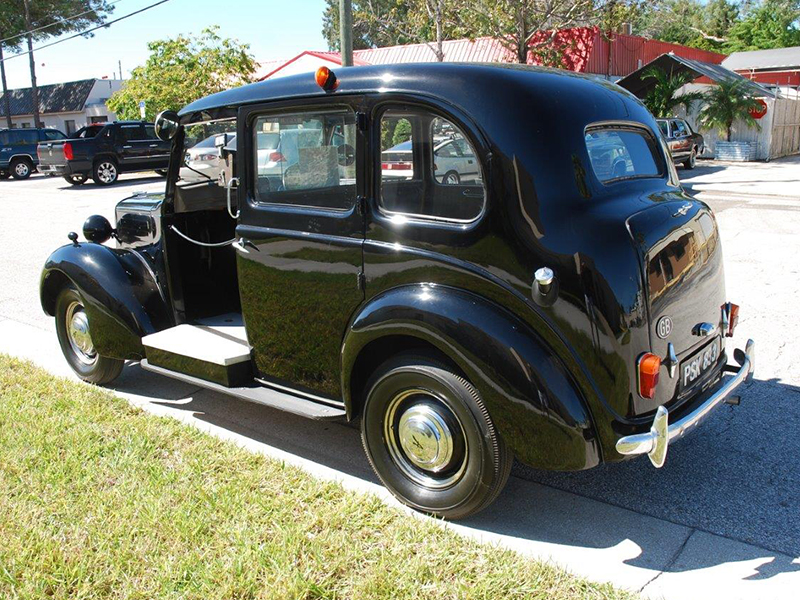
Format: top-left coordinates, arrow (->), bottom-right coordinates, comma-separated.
233,94 -> 368,399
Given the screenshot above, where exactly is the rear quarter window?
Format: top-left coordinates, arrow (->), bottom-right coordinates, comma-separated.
585,126 -> 664,184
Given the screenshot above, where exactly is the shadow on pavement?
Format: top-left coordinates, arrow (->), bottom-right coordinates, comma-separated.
54,174 -> 165,191
108,364 -> 800,578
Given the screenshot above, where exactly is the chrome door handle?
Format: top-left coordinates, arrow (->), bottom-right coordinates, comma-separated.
226,176 -> 240,219
149,144 -> 158,147
122,145 -> 132,148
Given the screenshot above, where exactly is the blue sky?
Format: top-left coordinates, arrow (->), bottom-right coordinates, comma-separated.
2,0 -> 329,89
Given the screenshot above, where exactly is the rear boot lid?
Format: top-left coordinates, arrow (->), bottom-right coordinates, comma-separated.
627,197 -> 726,414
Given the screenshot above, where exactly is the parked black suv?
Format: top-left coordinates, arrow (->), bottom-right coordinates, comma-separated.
1,127 -> 68,179
37,121 -> 170,185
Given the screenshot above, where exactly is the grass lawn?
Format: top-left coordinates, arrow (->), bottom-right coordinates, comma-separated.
0,355 -> 636,600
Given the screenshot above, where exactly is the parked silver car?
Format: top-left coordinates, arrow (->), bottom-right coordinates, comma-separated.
381,136 -> 481,184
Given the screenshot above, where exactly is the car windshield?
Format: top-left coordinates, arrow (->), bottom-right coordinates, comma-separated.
585,127 -> 664,184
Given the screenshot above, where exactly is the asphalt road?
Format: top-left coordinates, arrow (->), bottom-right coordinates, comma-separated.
1,164 -> 798,598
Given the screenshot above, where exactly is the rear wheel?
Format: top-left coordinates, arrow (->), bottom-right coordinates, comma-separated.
10,157 -> 32,179
683,148 -> 697,170
55,287 -> 124,385
361,353 -> 512,520
442,170 -> 460,185
92,159 -> 118,185
64,173 -> 87,185
155,169 -> 168,177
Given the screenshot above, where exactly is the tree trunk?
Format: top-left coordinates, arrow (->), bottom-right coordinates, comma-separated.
0,42 -> 13,129
516,5 -> 527,63
23,0 -> 42,128
726,122 -> 732,142
434,0 -> 444,62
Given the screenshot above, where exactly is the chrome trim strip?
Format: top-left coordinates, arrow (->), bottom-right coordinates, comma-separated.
616,339 -> 754,467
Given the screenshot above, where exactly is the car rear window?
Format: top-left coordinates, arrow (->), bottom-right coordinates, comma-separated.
585,126 -> 664,184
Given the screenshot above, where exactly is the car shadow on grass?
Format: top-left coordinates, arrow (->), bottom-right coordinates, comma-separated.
109,364 -> 800,579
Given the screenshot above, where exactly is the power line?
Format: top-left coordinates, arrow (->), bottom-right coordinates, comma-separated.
0,0 -> 175,63
0,0 -> 128,46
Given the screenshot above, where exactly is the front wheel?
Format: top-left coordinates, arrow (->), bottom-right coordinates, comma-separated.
10,158 -> 32,179
683,148 -> 697,170
92,160 -> 119,185
55,287 -> 124,385
155,169 -> 168,177
442,170 -> 461,185
64,173 -> 87,185
361,354 -> 512,519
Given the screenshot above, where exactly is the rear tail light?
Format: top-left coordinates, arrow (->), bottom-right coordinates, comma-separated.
638,353 -> 662,399
383,162 -> 412,170
381,162 -> 389,170
268,151 -> 286,162
63,142 -> 73,161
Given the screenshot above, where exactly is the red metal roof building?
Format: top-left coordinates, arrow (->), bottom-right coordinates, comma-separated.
257,27 -> 726,81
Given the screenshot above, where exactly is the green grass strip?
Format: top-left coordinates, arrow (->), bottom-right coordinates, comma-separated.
0,355 -> 635,600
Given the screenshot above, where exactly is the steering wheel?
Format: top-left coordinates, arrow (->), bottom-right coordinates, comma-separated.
337,143 -> 355,167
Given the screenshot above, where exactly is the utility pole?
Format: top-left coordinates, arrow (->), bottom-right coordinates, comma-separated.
339,0 -> 353,67
23,0 -> 42,128
118,59 -> 123,80
0,42 -> 13,129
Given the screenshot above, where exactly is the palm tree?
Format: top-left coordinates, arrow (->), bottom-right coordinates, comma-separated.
699,78 -> 762,142
641,67 -> 703,118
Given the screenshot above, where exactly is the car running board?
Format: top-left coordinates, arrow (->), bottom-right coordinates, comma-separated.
140,359 -> 347,421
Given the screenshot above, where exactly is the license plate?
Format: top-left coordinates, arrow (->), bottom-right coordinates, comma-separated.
681,339 -> 720,389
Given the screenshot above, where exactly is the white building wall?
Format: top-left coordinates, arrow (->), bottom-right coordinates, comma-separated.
8,78 -> 123,134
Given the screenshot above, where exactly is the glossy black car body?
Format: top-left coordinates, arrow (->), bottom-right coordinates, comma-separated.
40,64 -> 753,517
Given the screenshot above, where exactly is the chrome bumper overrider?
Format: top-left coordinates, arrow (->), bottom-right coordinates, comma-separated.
616,339 -> 755,468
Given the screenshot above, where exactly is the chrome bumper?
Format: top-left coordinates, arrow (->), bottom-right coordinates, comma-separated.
616,339 -> 755,467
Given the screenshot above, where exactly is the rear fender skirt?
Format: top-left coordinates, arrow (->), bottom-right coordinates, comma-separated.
40,242 -> 172,359
341,284 -> 601,471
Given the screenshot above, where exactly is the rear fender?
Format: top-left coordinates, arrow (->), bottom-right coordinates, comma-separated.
341,284 -> 601,471
40,242 -> 172,359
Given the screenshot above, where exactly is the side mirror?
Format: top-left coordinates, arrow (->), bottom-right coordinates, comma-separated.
83,214 -> 114,244
154,110 -> 180,141
215,133 -> 228,148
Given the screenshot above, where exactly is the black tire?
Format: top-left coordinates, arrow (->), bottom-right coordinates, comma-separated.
55,286 -> 124,385
442,170 -> 461,185
92,159 -> 119,185
683,148 -> 697,170
10,157 -> 32,179
361,353 -> 512,520
155,169 -> 168,177
63,173 -> 87,185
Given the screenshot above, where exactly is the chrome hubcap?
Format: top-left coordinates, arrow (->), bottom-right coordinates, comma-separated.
445,173 -> 458,184
15,162 -> 28,176
398,405 -> 454,471
98,162 -> 116,183
384,389 -> 467,489
66,301 -> 96,364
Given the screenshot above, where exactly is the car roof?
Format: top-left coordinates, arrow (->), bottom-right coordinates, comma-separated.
178,63 -> 640,123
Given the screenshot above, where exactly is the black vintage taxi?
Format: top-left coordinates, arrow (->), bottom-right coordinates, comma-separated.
40,64 -> 754,519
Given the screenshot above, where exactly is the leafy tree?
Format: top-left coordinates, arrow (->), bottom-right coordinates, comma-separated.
641,66 -> 703,117
322,0 -> 413,50
0,1 -> 114,128
699,77 -> 762,141
107,27 -> 256,121
725,0 -> 800,51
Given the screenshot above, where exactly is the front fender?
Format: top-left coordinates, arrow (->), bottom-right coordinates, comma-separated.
342,284 -> 601,471
40,242 -> 172,359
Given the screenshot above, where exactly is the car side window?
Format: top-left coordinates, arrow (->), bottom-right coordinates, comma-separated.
43,130 -> 65,141
252,109 -> 357,210
144,125 -> 158,140
379,109 -> 485,222
11,130 -> 38,145
671,120 -> 687,137
119,125 -> 145,142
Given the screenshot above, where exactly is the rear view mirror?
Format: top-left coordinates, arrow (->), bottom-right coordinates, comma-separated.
154,110 -> 180,141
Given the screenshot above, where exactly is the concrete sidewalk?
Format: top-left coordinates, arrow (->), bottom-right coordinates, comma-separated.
2,317 -> 797,600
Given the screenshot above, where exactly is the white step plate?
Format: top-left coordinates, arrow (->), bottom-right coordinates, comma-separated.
143,322 -> 251,366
